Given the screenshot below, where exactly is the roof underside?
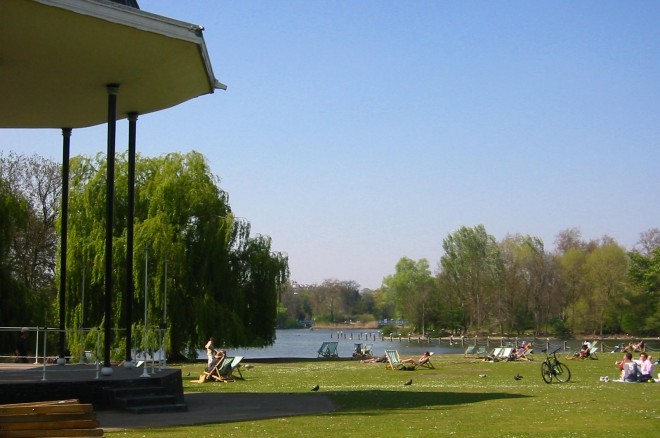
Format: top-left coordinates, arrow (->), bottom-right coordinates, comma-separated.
0,0 -> 224,129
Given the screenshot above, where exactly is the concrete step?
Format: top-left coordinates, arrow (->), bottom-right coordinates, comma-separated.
102,385 -> 169,398
102,384 -> 186,414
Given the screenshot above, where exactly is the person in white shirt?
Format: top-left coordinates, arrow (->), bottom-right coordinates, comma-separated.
204,337 -> 216,368
635,352 -> 654,382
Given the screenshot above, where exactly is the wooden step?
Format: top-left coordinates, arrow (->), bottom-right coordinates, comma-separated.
0,399 -> 104,437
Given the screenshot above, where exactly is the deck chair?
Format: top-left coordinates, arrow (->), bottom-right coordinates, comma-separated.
517,348 -> 534,361
362,344 -> 373,357
498,347 -> 514,361
229,356 -> 245,379
416,353 -> 435,369
352,343 -> 373,358
201,356 -> 234,382
318,341 -> 339,358
483,347 -> 502,361
317,342 -> 330,357
587,347 -> 599,360
476,346 -> 488,358
385,349 -> 405,370
464,345 -> 477,358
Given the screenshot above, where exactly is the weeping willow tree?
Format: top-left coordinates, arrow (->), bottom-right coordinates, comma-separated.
62,151 -> 288,359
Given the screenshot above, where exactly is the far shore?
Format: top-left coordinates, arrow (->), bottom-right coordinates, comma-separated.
293,325 -> 659,343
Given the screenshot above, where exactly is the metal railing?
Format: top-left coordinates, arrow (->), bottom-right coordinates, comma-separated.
0,326 -> 169,381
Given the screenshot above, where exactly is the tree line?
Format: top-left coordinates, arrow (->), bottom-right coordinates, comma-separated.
0,152 -> 288,359
2,152 -> 657,359
280,226 -> 658,338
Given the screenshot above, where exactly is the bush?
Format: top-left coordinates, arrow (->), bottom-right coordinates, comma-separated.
549,317 -> 571,338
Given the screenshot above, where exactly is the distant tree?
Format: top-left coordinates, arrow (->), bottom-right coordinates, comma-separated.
440,225 -> 500,333
556,247 -> 588,332
0,179 -> 31,351
624,247 -> 659,335
310,280 -> 360,323
370,286 -> 396,321
554,227 -> 584,254
0,153 -> 59,313
634,228 -> 660,256
383,257 -> 435,332
584,242 -> 629,336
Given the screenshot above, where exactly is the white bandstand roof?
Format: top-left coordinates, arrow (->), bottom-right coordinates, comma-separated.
0,0 -> 225,129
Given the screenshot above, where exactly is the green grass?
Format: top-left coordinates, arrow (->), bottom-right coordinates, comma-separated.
107,354 -> 659,437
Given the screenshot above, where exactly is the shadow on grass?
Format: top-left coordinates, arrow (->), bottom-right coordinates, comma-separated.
328,390 -> 530,413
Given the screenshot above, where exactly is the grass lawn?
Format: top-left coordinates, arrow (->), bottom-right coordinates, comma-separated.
106,353 -> 658,437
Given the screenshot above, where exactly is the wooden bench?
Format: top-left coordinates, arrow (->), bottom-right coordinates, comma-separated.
0,399 -> 104,437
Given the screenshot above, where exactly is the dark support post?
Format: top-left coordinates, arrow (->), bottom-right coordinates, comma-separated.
103,84 -> 119,374
59,128 -> 72,364
125,112 -> 138,364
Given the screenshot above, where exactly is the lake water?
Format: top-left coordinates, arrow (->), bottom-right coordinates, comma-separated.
217,329 -> 453,360
207,329 -> 652,360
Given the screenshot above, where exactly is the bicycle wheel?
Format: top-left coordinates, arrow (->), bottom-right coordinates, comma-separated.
541,361 -> 553,384
553,362 -> 571,383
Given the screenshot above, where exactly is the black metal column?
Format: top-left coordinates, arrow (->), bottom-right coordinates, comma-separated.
104,84 -> 119,372
125,112 -> 138,363
59,128 -> 72,362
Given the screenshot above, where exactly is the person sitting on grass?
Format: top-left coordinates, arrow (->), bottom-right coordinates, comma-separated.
634,352 -> 654,382
620,353 -> 640,382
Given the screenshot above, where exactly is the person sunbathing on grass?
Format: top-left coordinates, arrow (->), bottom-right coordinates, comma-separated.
514,342 -> 532,359
401,352 -> 431,366
360,356 -> 386,363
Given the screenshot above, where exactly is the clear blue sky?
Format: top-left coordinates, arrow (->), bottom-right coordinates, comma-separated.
2,1 -> 659,289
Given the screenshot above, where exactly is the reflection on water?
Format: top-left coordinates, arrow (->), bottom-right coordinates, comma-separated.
202,329 -> 657,360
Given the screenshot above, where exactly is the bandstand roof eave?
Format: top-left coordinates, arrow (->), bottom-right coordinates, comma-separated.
1,0 -> 226,129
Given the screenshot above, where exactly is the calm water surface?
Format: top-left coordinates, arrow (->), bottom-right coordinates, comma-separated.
208,329 -> 659,360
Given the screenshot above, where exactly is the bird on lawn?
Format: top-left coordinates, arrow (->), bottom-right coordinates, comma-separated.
514,374 -> 523,381
479,374 -> 487,378
311,384 -> 320,392
404,379 -> 413,386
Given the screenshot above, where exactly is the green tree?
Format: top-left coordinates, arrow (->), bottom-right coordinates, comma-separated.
63,151 -> 288,358
584,242 -> 629,336
556,247 -> 588,332
440,225 -> 501,333
0,178 -> 31,351
624,247 -> 659,335
383,257 -> 435,332
0,153 -> 59,325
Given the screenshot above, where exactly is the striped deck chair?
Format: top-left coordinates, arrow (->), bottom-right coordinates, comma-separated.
464,345 -> 477,358
385,349 -> 405,370
318,341 -> 339,358
497,347 -> 513,361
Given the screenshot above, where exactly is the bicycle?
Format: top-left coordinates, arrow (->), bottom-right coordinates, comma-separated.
541,348 -> 571,384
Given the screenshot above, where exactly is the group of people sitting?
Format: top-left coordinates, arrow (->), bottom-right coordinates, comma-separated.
612,340 -> 645,353
483,342 -> 532,362
615,352 -> 654,382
